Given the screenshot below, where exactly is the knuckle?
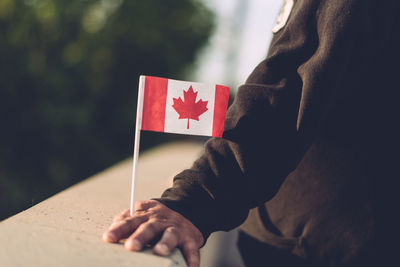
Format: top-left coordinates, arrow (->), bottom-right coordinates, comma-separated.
125,216 -> 137,224
124,217 -> 141,229
165,226 -> 179,235
185,240 -> 197,249
135,200 -> 147,209
135,201 -> 159,214
165,210 -> 177,220
135,200 -> 155,209
154,214 -> 169,224
193,232 -> 204,245
145,220 -> 159,232
121,208 -> 130,215
184,239 -> 201,251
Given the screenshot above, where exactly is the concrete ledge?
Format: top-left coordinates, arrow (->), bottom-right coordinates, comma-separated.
0,141 -> 206,267
0,141 -> 245,267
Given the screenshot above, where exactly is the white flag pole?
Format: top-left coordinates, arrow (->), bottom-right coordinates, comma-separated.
130,76 -> 145,216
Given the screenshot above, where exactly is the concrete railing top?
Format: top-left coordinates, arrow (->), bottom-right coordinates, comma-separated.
0,141 -> 205,267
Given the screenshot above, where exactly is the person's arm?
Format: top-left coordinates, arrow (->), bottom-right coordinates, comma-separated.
103,0 -> 375,265
156,0 -> 368,239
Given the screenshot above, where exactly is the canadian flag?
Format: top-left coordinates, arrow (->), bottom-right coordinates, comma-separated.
137,75 -> 230,137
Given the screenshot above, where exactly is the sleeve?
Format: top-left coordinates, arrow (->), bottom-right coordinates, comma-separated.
155,0 -> 372,240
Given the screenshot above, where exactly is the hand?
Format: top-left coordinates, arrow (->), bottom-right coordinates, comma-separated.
102,200 -> 204,267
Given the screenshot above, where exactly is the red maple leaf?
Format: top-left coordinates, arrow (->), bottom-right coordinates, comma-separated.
172,85 -> 208,129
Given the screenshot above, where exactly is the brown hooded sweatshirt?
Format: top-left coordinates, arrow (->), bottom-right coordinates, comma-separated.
156,0 -> 400,266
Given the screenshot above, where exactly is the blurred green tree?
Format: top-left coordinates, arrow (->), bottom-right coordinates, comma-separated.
0,0 -> 214,220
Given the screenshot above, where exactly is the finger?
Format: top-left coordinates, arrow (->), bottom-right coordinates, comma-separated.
124,221 -> 163,251
153,227 -> 180,256
182,241 -> 200,267
103,216 -> 146,243
112,209 -> 130,224
134,200 -> 156,212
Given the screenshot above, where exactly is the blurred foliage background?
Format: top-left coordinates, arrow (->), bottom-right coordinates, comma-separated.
0,0 -> 214,220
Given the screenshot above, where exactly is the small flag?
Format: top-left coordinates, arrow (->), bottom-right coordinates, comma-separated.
130,75 -> 230,215
137,75 -> 230,137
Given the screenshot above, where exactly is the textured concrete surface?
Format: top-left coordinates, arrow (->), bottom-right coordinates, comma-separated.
0,141 -> 244,267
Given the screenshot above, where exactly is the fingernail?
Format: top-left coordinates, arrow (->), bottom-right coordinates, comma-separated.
103,232 -> 116,243
126,239 -> 142,251
155,243 -> 169,256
